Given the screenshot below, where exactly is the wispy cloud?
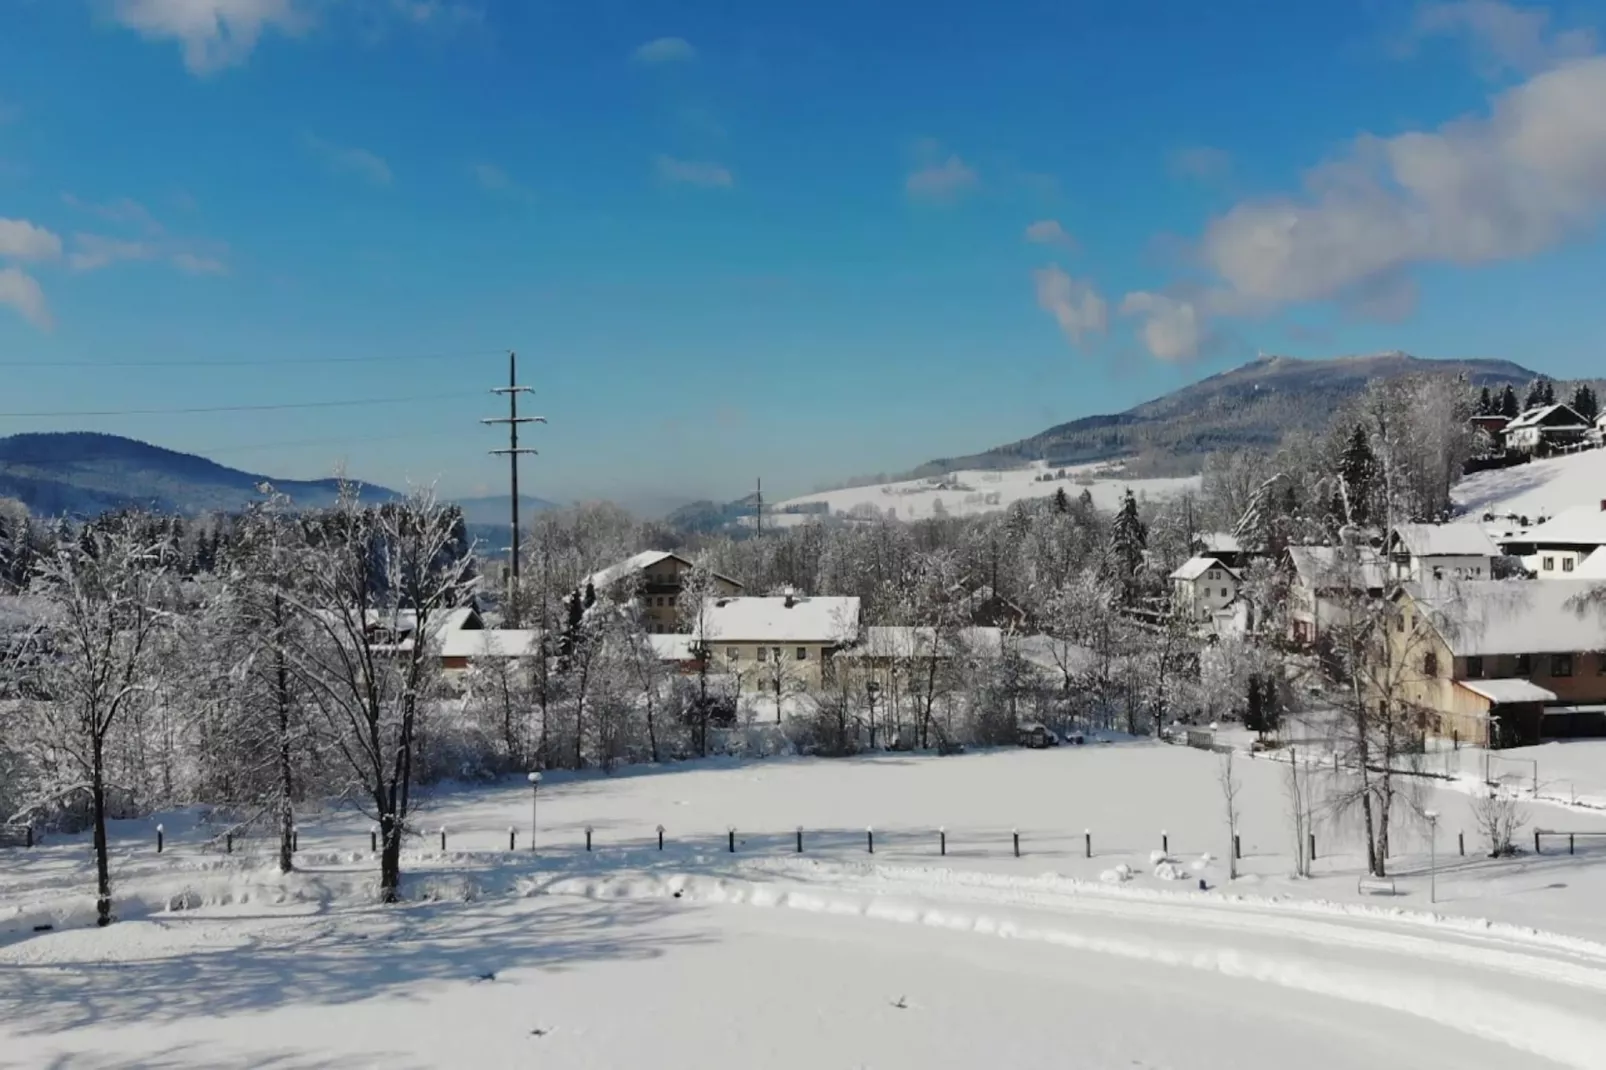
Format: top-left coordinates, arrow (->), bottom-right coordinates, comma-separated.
1119,292 -> 1207,363
1033,264 -> 1107,348
170,251 -> 230,275
0,218 -> 64,262
1024,219 -> 1076,247
471,161 -> 535,202
108,0 -> 313,75
1169,145 -> 1232,182
906,145 -> 979,204
1409,0 -> 1595,76
654,154 -> 733,188
0,267 -> 50,329
62,193 -> 165,234
633,36 -> 696,64
68,233 -> 159,272
388,0 -> 483,27
306,134 -> 393,186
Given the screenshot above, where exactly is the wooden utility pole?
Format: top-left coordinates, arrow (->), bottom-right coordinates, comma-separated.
755,476 -> 763,537
482,351 -> 544,625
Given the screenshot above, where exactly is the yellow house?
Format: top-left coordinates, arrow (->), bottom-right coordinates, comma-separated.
694,593 -> 861,694
1391,580 -> 1606,748
581,551 -> 743,633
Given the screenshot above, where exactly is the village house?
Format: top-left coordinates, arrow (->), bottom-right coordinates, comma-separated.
1391,580 -> 1606,748
438,627 -> 542,671
581,550 -> 743,633
1168,555 -> 1239,622
1386,523 -> 1498,583
1283,544 -> 1387,648
694,592 -> 861,694
1497,502 -> 1606,579
1502,403 -> 1592,455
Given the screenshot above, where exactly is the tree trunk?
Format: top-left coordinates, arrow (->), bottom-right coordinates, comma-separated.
275,636 -> 295,874
91,736 -> 113,927
379,812 -> 402,903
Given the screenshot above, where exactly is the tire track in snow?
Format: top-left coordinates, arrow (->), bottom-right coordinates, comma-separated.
546,869 -> 1606,1070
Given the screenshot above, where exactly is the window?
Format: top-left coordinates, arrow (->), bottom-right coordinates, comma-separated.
669,595 -> 677,606
728,647 -> 740,660
1423,651 -> 1439,677
1466,656 -> 1484,679
757,647 -> 768,662
1543,556 -> 1555,571
796,646 -> 807,661
773,647 -> 781,663
1432,567 -> 1443,580
1564,558 -> 1575,572
1551,653 -> 1574,678
1516,653 -> 1533,675
1208,570 -> 1219,580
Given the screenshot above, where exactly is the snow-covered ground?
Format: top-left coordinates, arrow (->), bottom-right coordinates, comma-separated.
1454,447 -> 1606,523
9,741 -> 1606,1067
777,460 -> 1200,522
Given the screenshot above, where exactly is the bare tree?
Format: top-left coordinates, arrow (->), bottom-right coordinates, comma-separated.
1471,788 -> 1525,858
29,524 -> 174,926
1285,747 -> 1313,879
677,555 -> 721,757
1219,749 -> 1241,881
292,487 -> 476,903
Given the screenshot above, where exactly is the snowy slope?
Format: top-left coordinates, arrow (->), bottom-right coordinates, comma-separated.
1454,448 -> 1606,523
778,460 -> 1199,521
11,743 -> 1606,1067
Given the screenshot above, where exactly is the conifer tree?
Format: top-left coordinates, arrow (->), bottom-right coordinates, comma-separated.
1499,383 -> 1519,418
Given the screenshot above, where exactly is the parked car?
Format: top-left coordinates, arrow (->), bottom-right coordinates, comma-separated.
1017,723 -> 1060,749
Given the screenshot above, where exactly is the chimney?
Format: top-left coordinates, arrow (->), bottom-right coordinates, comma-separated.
783,586 -> 797,608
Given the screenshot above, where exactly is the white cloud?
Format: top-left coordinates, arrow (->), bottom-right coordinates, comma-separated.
906,154 -> 979,203
69,234 -> 159,271
633,36 -> 696,63
654,154 -> 733,188
1119,292 -> 1207,363
170,250 -> 229,274
0,218 -> 63,261
0,267 -> 50,329
110,0 -> 312,75
1033,264 -> 1107,348
1169,145 -> 1232,181
306,134 -> 393,185
1413,0 -> 1595,76
388,0 -> 481,26
1024,218 -> 1075,247
63,193 -> 164,234
471,161 -> 535,201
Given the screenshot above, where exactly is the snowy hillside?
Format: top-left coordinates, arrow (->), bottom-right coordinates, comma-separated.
1454,449 -> 1606,524
777,460 -> 1199,521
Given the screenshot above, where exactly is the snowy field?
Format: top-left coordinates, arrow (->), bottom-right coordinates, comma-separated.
1454,447 -> 1606,522
777,460 -> 1200,522
9,741 -> 1606,1068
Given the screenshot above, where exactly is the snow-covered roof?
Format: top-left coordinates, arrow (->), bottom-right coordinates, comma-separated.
696,595 -> 860,645
1286,545 -> 1387,590
1457,679 -> 1558,704
836,626 -> 1003,660
1403,579 -> 1606,656
1195,532 -> 1241,553
1169,555 -> 1237,582
440,628 -> 541,659
649,633 -> 696,661
1510,504 -> 1606,550
1577,548 -> 1606,579
581,550 -> 742,594
1506,404 -> 1590,431
1390,523 -> 1498,559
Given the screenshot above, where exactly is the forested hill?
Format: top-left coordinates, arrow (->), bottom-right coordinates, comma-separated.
914,352 -> 1537,477
0,432 -> 395,517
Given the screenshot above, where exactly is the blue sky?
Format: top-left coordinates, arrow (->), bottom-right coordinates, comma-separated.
2,0 -> 1605,508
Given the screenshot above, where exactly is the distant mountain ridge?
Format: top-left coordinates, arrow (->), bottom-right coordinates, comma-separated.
913,352 -> 1539,477
0,432 -> 403,517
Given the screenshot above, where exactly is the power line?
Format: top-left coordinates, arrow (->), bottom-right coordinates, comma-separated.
0,391 -> 481,419
0,348 -> 508,370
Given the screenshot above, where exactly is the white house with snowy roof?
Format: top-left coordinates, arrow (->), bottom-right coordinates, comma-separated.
580,550 -> 743,633
1168,555 -> 1239,622
1386,524 -> 1499,583
693,592 -> 861,693
1497,502 -> 1606,579
1503,403 -> 1592,455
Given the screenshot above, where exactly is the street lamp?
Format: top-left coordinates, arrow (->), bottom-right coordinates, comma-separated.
527,771 -> 542,856
1424,809 -> 1439,904
866,680 -> 880,749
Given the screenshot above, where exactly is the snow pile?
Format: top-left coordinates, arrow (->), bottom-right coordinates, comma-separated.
1148,849 -> 1169,865
1152,861 -> 1188,881
1098,864 -> 1134,884
1190,853 -> 1214,873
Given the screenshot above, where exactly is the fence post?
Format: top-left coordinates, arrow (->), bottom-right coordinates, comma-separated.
939,827 -> 947,857
1458,831 -> 1464,857
728,827 -> 736,853
439,827 -> 447,852
370,826 -> 378,853
1084,829 -> 1092,858
1570,833 -> 1575,856
1309,832 -> 1316,861
1233,834 -> 1241,860
1013,829 -> 1020,858
796,826 -> 803,853
1161,830 -> 1168,855
226,832 -> 233,855
156,824 -> 164,854
509,827 -> 517,851
1535,830 -> 1541,854
585,826 -> 593,852
866,827 -> 874,854
291,825 -> 298,854
658,825 -> 665,851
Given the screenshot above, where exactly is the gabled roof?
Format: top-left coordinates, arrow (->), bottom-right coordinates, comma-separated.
696,595 -> 860,645
1507,504 -> 1606,550
1505,403 -> 1590,432
1285,545 -> 1387,590
1577,548 -> 1606,579
581,550 -> 743,594
440,628 -> 541,659
649,633 -> 696,662
1389,523 -> 1498,559
1401,579 -> 1606,656
1169,555 -> 1237,582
